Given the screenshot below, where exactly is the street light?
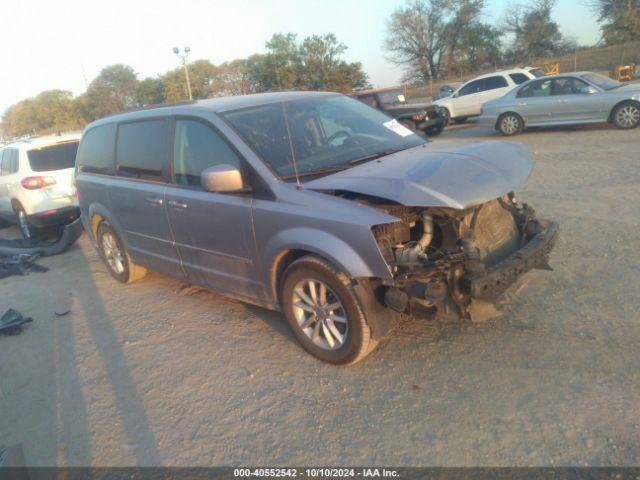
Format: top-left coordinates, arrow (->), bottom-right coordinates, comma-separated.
173,46 -> 193,100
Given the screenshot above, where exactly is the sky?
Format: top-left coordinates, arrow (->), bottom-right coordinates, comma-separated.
0,0 -> 601,115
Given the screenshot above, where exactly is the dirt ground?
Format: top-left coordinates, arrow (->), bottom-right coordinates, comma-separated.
1,121 -> 639,467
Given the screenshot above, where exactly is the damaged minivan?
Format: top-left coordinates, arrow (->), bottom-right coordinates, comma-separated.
76,92 -> 558,364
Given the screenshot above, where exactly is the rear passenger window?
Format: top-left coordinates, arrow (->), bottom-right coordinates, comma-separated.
173,119 -> 241,188
117,120 -> 168,182
77,124 -> 116,175
483,76 -> 508,90
509,73 -> 530,85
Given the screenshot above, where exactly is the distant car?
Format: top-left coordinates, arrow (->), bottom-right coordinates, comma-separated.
352,87 -> 447,136
523,66 -> 547,78
436,82 -> 462,99
433,68 -> 537,124
479,71 -> 640,135
0,133 -> 81,239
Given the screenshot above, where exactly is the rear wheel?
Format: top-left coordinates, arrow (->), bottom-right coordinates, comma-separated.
97,222 -> 147,283
14,205 -> 40,240
498,113 -> 523,136
425,123 -> 445,136
280,255 -> 378,365
612,101 -> 640,129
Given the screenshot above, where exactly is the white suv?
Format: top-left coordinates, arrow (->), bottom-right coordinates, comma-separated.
0,133 -> 81,239
434,68 -> 537,123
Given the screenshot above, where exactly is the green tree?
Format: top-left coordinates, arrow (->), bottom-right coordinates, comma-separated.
588,0 -> 640,44
135,77 -> 166,106
79,64 -> 139,121
163,59 -> 217,101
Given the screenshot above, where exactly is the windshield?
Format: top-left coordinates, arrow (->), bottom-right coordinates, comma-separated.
582,72 -> 621,91
377,90 -> 406,105
529,68 -> 546,78
27,141 -> 79,172
222,95 -> 425,179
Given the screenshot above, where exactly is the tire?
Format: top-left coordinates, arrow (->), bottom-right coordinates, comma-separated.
441,108 -> 451,126
280,255 -> 378,365
96,222 -> 147,284
497,112 -> 524,136
611,101 -> 640,129
14,205 -> 40,240
425,123 -> 445,136
453,116 -> 468,124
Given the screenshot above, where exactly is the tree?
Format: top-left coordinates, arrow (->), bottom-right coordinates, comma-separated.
162,59 -> 217,101
503,0 -> 568,62
79,64 -> 139,121
135,77 -> 166,106
384,0 -> 497,83
587,0 -> 640,44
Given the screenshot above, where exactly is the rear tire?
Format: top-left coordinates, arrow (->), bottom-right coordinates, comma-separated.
612,101 -> 640,129
425,123 -> 445,136
14,205 -> 41,241
280,255 -> 378,365
96,222 -> 147,284
497,112 -> 523,136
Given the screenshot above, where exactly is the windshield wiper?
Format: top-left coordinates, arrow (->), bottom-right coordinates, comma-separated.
281,165 -> 350,180
348,149 -> 404,165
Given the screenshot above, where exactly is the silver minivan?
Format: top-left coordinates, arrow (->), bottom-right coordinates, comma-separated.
75,92 -> 558,364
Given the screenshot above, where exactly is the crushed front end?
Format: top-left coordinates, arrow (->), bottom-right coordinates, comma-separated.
371,193 -> 558,320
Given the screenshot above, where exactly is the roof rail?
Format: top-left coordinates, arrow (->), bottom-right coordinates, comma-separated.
101,100 -> 198,119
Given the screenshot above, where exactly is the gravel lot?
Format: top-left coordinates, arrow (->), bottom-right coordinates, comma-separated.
1,121 -> 639,467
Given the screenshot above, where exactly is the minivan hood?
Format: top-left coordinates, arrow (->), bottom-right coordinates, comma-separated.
305,141 -> 532,209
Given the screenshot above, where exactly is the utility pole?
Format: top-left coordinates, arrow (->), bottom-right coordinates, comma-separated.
173,47 -> 193,100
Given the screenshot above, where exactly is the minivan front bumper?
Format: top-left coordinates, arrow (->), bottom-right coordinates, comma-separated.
462,219 -> 559,300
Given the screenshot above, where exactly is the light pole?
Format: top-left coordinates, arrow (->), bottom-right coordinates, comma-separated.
173,46 -> 193,100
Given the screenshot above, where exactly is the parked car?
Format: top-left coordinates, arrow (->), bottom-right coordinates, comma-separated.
479,71 -> 640,135
76,92 -> 558,364
352,87 -> 447,136
0,133 -> 81,239
433,68 -> 537,124
436,82 -> 463,99
523,66 -> 547,78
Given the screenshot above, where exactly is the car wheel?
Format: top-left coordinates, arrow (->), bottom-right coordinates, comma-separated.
453,116 -> 468,124
498,113 -> 523,136
15,206 -> 39,240
612,101 -> 640,129
441,108 -> 451,125
97,222 -> 147,283
425,123 -> 445,136
281,255 -> 378,365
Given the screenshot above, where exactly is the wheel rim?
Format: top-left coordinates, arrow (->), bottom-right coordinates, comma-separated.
18,210 -> 31,239
292,279 -> 348,350
501,115 -> 519,134
102,232 -> 125,274
616,105 -> 640,127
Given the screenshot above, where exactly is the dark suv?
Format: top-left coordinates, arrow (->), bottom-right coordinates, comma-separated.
352,87 -> 447,136
76,92 -> 558,365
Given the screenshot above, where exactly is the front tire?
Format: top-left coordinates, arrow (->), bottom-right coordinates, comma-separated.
498,112 -> 523,136
15,205 -> 40,240
612,101 -> 640,129
97,222 -> 147,283
281,255 -> 378,365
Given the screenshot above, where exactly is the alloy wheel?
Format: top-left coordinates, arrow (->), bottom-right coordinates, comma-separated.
101,232 -> 125,274
18,210 -> 31,240
292,278 -> 348,350
501,115 -> 520,135
616,105 -> 640,128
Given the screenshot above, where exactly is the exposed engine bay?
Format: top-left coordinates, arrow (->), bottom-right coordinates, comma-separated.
340,191 -> 558,321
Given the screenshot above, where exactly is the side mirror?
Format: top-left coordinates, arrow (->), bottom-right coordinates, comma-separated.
581,86 -> 598,94
201,164 -> 244,193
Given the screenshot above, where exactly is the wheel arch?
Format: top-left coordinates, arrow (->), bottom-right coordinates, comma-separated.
608,99 -> 640,123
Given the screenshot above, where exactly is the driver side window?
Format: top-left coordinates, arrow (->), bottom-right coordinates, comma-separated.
172,119 -> 241,188
458,80 -> 482,96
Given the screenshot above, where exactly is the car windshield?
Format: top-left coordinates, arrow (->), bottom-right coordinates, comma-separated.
27,141 -> 79,172
582,72 -> 621,91
377,89 -> 406,105
222,95 -> 425,180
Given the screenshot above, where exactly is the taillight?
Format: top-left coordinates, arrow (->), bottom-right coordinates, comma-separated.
21,176 -> 56,190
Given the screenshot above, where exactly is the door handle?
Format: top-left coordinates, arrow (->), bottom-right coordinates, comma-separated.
167,199 -> 188,209
145,197 -> 164,207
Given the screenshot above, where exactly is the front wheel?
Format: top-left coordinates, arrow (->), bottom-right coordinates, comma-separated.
280,255 -> 378,365
15,206 -> 39,240
498,113 -> 523,136
612,101 -> 640,129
